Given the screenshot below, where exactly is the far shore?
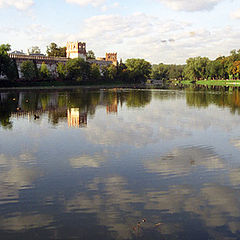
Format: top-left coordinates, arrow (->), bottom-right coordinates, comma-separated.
180,80 -> 240,87
0,80 -> 148,90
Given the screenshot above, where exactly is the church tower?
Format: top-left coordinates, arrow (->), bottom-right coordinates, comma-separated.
66,41 -> 87,60
106,53 -> 117,66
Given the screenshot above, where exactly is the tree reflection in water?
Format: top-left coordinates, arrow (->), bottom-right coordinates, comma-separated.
0,89 -> 153,129
1,87 -> 240,240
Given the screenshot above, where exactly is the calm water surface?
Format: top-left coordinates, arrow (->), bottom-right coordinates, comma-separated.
1,87 -> 240,240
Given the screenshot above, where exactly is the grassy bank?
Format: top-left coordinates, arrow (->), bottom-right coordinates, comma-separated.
180,80 -> 240,86
179,80 -> 192,85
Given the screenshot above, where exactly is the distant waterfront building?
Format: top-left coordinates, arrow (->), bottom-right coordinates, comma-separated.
28,53 -> 46,57
106,53 -> 118,66
11,50 -> 26,55
97,53 -> 118,66
8,54 -> 68,78
66,41 -> 87,60
7,41 -> 118,79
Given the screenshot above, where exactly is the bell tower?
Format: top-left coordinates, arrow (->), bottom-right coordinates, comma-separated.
106,53 -> 117,66
66,41 -> 87,60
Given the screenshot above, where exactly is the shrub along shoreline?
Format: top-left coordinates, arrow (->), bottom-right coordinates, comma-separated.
180,80 -> 240,86
2,43 -> 240,88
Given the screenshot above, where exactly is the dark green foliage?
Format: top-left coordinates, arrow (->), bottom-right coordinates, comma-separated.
125,58 -> 151,82
86,50 -> 96,60
57,62 -> 67,80
184,50 -> 240,80
151,64 -> 185,81
39,62 -> 51,80
101,65 -> 118,81
46,43 -> 66,57
184,57 -> 210,80
20,60 -> 37,81
65,58 -> 91,81
90,64 -> 101,81
0,44 -> 18,81
151,64 -> 169,80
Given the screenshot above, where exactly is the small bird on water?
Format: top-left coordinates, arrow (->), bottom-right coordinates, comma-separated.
34,114 -> 39,120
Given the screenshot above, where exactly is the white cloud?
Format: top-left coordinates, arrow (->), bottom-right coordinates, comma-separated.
156,0 -> 223,12
0,213 -> 53,231
231,8 -> 240,19
101,1 -> 120,11
230,138 -> 240,150
66,12 -> 240,63
145,146 -> 224,177
69,154 -> 105,168
65,0 -> 106,7
6,11 -> 240,64
0,0 -> 33,10
69,13 -> 190,62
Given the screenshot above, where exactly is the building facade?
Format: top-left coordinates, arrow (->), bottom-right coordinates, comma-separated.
106,53 -> 118,66
8,54 -> 68,78
66,41 -> 87,60
97,53 -> 118,66
7,41 -> 118,79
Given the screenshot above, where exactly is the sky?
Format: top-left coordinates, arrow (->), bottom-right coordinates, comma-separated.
0,0 -> 240,64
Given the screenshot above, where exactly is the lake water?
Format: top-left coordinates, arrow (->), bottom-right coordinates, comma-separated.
1,87 -> 240,240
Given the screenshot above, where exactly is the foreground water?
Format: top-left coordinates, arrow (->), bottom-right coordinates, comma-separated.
1,87 -> 240,239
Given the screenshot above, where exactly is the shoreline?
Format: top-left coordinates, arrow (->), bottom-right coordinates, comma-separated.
0,83 -> 148,91
180,80 -> 240,87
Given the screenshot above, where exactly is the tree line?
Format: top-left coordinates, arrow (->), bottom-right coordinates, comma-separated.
2,42 -> 240,83
151,49 -> 240,81
0,43 -> 152,83
183,50 -> 240,81
0,89 -> 152,129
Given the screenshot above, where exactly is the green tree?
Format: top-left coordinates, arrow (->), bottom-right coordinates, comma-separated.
206,60 -> 223,79
151,63 -> 169,80
39,62 -> 50,80
20,60 -> 37,81
87,50 -> 96,60
0,44 -> 18,80
168,64 -> 184,80
90,63 -> 101,81
215,56 -> 229,79
107,65 -> 117,81
28,46 -> 41,54
65,58 -> 91,81
184,57 -> 210,80
125,90 -> 152,108
125,58 -> 151,82
57,62 -> 67,79
46,42 -> 66,57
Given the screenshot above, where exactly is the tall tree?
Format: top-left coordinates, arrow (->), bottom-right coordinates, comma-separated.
0,44 -> 11,77
39,62 -> 51,80
184,57 -> 210,80
151,63 -> 169,80
57,62 -> 67,80
28,46 -> 41,55
90,63 -> 101,81
65,58 -> 91,81
46,43 -> 66,57
125,58 -> 151,82
0,44 -> 18,80
20,60 -> 37,81
86,50 -> 96,60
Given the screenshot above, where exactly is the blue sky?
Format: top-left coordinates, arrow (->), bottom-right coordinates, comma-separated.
0,0 -> 240,64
